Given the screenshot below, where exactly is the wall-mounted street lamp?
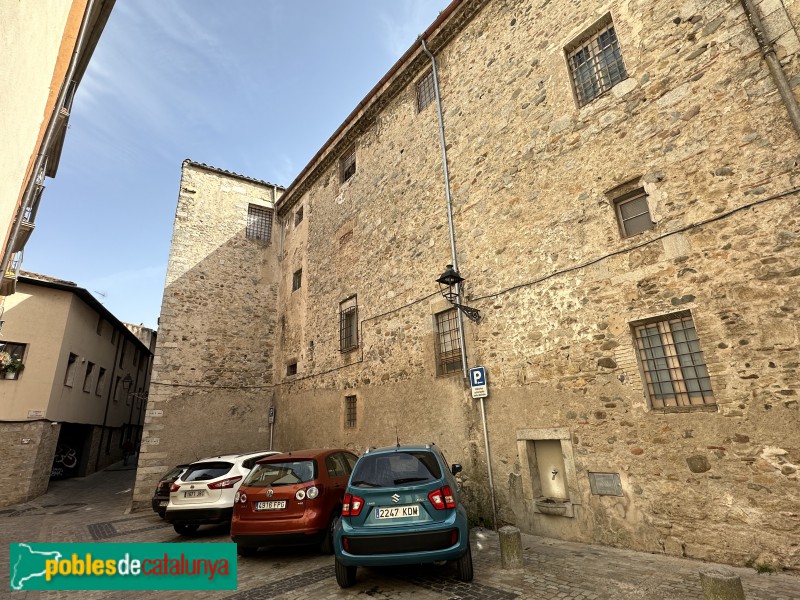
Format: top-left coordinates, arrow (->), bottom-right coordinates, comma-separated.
122,374 -> 133,392
435,264 -> 481,323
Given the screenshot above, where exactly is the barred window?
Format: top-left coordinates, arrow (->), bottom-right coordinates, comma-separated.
340,145 -> 356,183
434,309 -> 462,376
632,312 -> 714,409
345,395 -> 357,428
286,362 -> 297,376
246,204 -> 273,242
292,269 -> 302,291
339,296 -> 359,352
566,15 -> 627,107
417,70 -> 435,112
613,188 -> 653,237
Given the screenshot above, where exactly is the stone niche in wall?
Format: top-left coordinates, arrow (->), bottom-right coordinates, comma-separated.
517,428 -> 581,518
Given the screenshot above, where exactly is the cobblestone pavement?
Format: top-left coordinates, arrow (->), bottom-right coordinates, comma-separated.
1,466 -> 798,599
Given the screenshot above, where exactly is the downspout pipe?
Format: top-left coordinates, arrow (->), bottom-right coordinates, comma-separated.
2,0 -> 98,275
421,38 -> 499,531
420,38 -> 468,380
739,0 -> 800,137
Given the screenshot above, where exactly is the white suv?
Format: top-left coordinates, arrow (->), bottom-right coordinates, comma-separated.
166,451 -> 279,535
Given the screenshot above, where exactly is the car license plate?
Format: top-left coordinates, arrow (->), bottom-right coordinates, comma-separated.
159,501 -> 168,507
184,490 -> 205,498
376,505 -> 419,519
255,501 -> 286,511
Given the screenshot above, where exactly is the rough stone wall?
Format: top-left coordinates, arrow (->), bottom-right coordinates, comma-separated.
141,0 -> 800,570
272,0 -> 800,569
0,421 -> 60,506
131,163 -> 282,510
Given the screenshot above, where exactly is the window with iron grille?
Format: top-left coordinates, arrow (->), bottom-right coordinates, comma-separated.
286,362 -> 297,376
294,206 -> 304,226
613,188 -> 653,237
632,312 -> 714,409
340,145 -> 356,183
566,15 -> 627,107
292,269 -> 302,291
434,309 -> 462,376
246,204 -> 274,242
339,297 -> 359,352
345,395 -> 357,428
417,70 -> 435,112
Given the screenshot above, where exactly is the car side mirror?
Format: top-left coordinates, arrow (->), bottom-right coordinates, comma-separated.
451,463 -> 462,475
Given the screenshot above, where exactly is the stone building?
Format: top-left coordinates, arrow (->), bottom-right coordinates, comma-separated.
0,0 -> 115,296
135,0 -> 800,570
0,273 -> 154,506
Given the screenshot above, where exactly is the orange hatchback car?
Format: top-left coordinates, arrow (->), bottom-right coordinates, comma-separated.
230,448 -> 358,556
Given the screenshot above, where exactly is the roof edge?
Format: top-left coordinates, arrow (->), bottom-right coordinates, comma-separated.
183,159 -> 285,190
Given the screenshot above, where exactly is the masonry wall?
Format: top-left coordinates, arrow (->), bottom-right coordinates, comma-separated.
132,164 -> 282,509
272,0 -> 800,569
139,0 -> 800,570
0,421 -> 60,506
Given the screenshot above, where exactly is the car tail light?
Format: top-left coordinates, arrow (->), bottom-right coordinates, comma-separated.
240,492 -> 247,504
208,475 -> 242,490
428,486 -> 456,510
295,489 -> 306,500
306,485 -> 320,499
342,493 -> 364,516
170,483 -> 180,493
342,537 -> 350,552
234,492 -> 240,503
450,529 -> 458,545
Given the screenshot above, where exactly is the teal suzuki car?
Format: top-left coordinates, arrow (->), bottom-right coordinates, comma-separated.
333,443 -> 472,587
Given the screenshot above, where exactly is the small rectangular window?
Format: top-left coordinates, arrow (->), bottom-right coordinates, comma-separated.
614,188 -> 653,237
345,395 -> 357,428
113,375 -> 121,402
434,309 -> 462,375
119,340 -> 126,368
83,362 -> 95,393
286,362 -> 297,376
96,367 -> 107,396
64,353 -> 78,387
292,269 -> 302,291
294,206 -> 304,226
246,204 -> 274,243
632,312 -> 714,409
339,296 -> 359,352
566,15 -> 628,107
416,70 -> 435,112
111,329 -> 118,345
0,341 -> 26,379
96,316 -> 104,336
340,145 -> 356,183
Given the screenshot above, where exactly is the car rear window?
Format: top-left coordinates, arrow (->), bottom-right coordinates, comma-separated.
350,451 -> 442,488
182,462 -> 233,482
160,466 -> 187,483
243,459 -> 317,487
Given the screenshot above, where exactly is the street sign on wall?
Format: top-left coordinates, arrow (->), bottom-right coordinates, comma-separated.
469,366 -> 488,399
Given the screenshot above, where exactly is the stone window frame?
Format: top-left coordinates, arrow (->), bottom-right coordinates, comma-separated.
416,69 -> 435,112
565,13 -> 628,107
433,308 -> 462,376
516,428 -> 580,518
292,269 -> 302,292
606,178 -> 654,238
294,206 -> 304,227
344,395 -> 357,428
245,203 -> 274,243
286,362 -> 298,377
340,145 -> 356,183
630,310 -> 716,412
339,295 -> 359,353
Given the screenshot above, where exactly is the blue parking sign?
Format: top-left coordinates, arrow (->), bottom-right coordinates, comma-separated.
469,367 -> 488,398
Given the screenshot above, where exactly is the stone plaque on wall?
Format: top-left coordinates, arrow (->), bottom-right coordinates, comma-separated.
588,472 -> 623,496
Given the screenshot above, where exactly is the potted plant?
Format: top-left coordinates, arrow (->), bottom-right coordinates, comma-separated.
0,352 -> 23,379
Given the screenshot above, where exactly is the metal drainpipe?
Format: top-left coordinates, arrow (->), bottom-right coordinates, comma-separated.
421,38 -> 499,531
419,39 -> 468,380
739,0 -> 800,136
1,0 -> 99,274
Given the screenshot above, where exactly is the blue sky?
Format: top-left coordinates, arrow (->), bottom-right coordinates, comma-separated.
24,0 -> 451,329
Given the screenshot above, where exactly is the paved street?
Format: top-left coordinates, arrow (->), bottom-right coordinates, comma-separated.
1,465 -> 797,599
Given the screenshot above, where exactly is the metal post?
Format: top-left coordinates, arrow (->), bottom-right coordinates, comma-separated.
479,396 -> 499,530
